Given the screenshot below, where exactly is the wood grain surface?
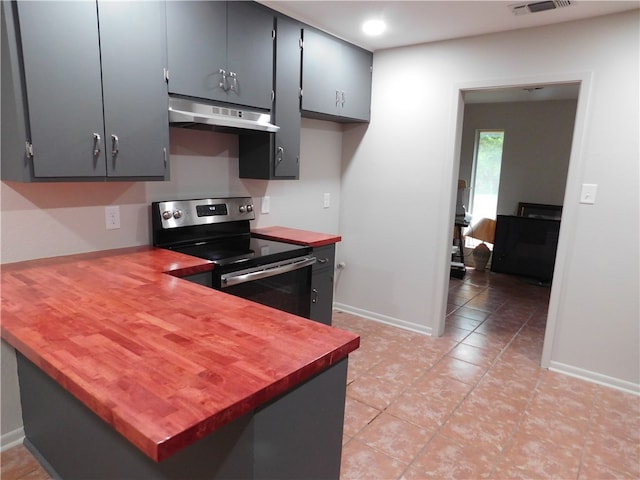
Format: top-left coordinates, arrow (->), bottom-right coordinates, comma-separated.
1,246 -> 359,462
252,226 -> 341,247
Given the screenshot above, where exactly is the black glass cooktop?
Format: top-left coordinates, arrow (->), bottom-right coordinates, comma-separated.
172,236 -> 310,267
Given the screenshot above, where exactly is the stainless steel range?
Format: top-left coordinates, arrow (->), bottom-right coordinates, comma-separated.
151,197 -> 316,318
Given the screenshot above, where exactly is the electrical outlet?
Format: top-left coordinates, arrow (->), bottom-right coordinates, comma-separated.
262,196 -> 270,214
323,193 -> 330,208
105,206 -> 120,230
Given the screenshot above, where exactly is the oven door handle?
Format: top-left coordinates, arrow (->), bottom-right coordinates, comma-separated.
221,256 -> 316,288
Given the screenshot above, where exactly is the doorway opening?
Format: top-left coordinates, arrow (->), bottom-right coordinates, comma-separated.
441,78 -> 586,370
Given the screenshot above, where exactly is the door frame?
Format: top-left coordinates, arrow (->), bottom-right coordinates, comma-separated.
436,72 -> 593,370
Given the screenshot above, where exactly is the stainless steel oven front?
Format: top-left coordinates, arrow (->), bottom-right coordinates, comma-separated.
214,255 -> 316,317
151,197 -> 316,319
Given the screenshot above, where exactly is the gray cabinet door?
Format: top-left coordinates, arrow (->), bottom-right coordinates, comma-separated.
238,14 -> 298,180
166,1 -> 273,111
310,245 -> 336,325
17,1 -> 105,178
166,1 -> 227,103
302,27 -> 372,122
226,2 -> 274,111
99,1 -> 169,178
341,44 -> 372,121
273,16 -> 301,178
311,267 -> 334,326
301,28 -> 342,117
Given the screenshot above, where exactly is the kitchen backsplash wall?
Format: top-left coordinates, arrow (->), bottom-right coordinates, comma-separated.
0,118 -> 343,264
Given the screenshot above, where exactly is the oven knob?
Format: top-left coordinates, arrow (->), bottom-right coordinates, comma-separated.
239,205 -> 247,213
247,204 -> 254,212
173,210 -> 182,219
162,210 -> 173,220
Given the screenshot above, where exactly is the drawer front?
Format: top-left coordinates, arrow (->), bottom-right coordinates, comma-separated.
312,245 -> 335,271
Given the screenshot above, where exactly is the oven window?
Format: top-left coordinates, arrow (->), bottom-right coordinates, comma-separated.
220,267 -> 312,318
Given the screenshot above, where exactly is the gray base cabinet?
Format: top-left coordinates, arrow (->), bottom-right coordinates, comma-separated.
239,15 -> 302,179
18,352 -> 348,480
310,244 -> 336,325
1,1 -> 169,181
166,1 -> 274,111
302,28 -> 372,123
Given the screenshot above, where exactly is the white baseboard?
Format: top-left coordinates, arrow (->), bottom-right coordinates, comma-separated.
1,427 -> 25,451
333,303 -> 432,336
549,361 -> 640,395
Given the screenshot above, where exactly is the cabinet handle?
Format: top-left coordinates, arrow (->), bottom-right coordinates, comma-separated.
229,71 -> 238,92
93,133 -> 101,157
318,257 -> 328,264
219,69 -> 228,91
312,288 -> 318,304
276,146 -> 284,164
111,134 -> 119,158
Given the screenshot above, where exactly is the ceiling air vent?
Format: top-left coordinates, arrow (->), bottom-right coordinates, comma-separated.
510,0 -> 572,15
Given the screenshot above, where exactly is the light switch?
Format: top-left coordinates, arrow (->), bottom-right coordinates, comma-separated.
261,196 -> 270,214
323,193 -> 331,208
579,184 -> 598,205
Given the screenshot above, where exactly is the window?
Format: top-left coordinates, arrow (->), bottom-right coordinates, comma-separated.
470,130 -> 504,221
467,130 -> 504,247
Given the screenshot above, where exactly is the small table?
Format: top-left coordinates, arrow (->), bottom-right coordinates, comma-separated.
451,220 -> 469,278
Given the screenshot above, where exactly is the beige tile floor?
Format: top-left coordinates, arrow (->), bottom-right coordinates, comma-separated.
336,270 -> 640,479
2,270 -> 639,479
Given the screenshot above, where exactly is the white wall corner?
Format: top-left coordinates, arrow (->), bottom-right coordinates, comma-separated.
333,303 -> 433,336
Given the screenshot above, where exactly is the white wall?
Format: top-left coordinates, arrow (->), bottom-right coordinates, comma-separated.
0,117 -> 344,443
337,11 -> 639,390
458,100 -> 577,216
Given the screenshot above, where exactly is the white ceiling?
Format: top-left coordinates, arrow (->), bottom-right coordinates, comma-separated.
261,1 -> 639,52
261,1 -> 638,102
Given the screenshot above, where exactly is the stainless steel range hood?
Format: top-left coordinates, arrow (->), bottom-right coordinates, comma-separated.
168,96 -> 279,133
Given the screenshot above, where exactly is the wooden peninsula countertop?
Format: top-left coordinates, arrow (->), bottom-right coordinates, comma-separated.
252,226 -> 341,247
0,246 -> 359,462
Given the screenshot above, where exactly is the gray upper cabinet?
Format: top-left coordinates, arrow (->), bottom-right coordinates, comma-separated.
166,1 -> 274,111
2,1 -> 169,181
16,1 -> 105,178
99,2 -> 169,178
239,15 -> 301,179
301,28 -> 372,122
271,16 -> 302,178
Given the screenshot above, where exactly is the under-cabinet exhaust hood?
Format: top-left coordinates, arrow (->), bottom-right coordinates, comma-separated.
168,96 -> 279,133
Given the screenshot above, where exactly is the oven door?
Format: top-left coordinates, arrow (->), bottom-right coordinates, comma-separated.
215,256 -> 316,318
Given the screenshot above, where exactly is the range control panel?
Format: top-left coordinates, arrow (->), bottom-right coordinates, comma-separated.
154,197 -> 255,229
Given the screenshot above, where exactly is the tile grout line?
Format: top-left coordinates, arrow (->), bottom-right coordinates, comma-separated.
575,386 -> 600,479
394,288 -> 541,478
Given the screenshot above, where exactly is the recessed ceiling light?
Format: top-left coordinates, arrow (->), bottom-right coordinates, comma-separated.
362,19 -> 386,36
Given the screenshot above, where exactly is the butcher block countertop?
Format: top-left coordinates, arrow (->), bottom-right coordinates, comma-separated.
252,226 -> 341,247
0,246 -> 359,462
